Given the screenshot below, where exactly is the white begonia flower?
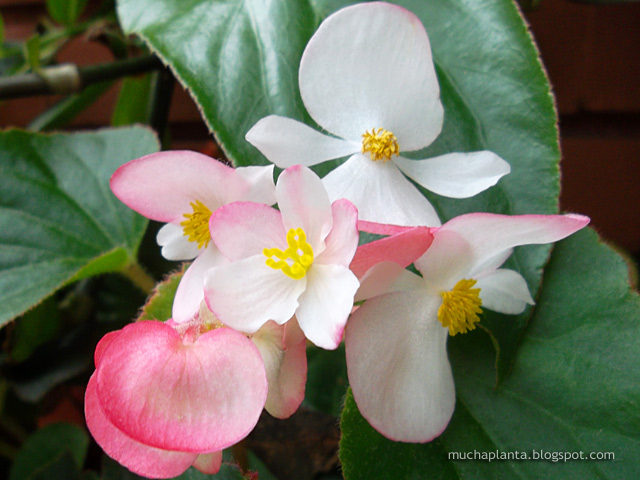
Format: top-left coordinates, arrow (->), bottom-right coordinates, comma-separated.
246,2 -> 511,227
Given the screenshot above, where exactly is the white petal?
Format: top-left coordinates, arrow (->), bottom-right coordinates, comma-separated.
440,213 -> 590,274
299,3 -> 443,149
476,269 -> 535,315
156,223 -> 200,261
233,165 -> 277,205
355,262 -> 423,302
346,290 -> 455,442
394,151 -> 510,198
276,165 -> 333,253
296,264 -> 359,350
322,154 -> 441,227
246,116 -> 358,167
203,256 -> 305,333
172,246 -> 228,323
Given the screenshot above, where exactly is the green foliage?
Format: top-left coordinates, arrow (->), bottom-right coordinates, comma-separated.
9,423 -> 89,480
0,128 -> 158,328
137,268 -> 184,322
46,0 -> 89,27
111,75 -> 154,127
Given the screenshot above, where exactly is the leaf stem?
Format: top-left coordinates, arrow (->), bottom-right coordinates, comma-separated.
122,262 -> 156,295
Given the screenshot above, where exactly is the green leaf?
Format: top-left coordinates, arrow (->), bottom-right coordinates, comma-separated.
28,82 -> 114,132
9,296 -> 60,363
111,74 -> 154,127
304,344 -> 348,417
340,228 -> 640,479
9,423 -> 89,480
0,127 -> 159,328
46,0 -> 88,27
0,12 -> 5,47
24,35 -> 42,72
137,268 -> 184,322
116,0 -> 316,166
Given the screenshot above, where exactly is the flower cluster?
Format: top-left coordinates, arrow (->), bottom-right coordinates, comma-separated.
86,2 -> 589,477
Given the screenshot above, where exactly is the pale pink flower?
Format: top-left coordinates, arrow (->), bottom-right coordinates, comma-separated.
110,151 -> 275,322
346,213 -> 590,443
204,165 -> 360,350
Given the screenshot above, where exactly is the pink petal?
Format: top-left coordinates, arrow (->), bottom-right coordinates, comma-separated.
233,165 -> 277,205
94,330 -> 122,368
85,374 -> 197,479
296,264 -> 359,349
316,199 -> 359,267
355,262 -> 423,302
246,115 -> 359,167
110,151 -> 243,223
252,320 -> 307,419
350,226 -> 432,278
394,151 -> 510,198
192,452 -> 223,475
276,165 -> 333,253
357,221 -> 418,235
346,290 -> 455,442
322,154 -> 441,227
172,246 -> 229,324
96,322 -> 267,453
204,256 -> 305,333
209,202 -> 286,261
299,3 -> 443,149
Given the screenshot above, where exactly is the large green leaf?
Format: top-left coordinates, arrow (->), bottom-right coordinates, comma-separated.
116,0 -> 316,166
116,0 -> 559,375
340,227 -> 640,479
0,127 -> 158,328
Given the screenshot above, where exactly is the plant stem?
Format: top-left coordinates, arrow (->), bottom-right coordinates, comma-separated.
0,55 -> 164,100
122,262 -> 156,295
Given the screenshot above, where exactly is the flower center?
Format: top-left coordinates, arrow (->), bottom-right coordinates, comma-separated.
362,127 -> 400,162
180,200 -> 212,249
263,228 -> 314,280
437,279 -> 483,336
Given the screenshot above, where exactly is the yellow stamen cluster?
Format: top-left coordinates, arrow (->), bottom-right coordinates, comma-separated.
180,200 -> 213,249
362,127 -> 400,162
263,228 -> 314,280
437,279 -> 483,336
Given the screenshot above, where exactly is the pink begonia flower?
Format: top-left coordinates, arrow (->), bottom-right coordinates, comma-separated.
245,2 -> 510,227
345,213 -> 590,443
85,320 -> 267,479
198,304 -> 308,419
110,151 -> 276,323
204,165 -> 360,350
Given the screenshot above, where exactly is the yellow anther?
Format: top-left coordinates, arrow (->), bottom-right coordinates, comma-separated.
362,127 -> 400,162
180,200 -> 212,249
437,279 -> 483,336
263,228 -> 314,280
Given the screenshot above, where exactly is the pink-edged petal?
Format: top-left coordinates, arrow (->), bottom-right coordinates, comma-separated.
357,221 -> 418,235
157,223 -> 201,261
316,199 -> 359,267
246,115 -> 359,167
96,322 -> 267,453
350,226 -> 432,278
476,269 -> 535,315
299,3 -> 443,149
296,264 -> 359,349
233,165 -> 277,205
346,290 -> 455,443
85,375 -> 197,479
110,151 -> 241,223
94,330 -> 121,368
209,202 -> 286,261
192,452 -> 223,475
322,154 -> 441,227
204,256 -> 305,333
172,246 -> 229,324
277,165 -> 333,253
440,213 -> 590,273
394,151 -> 510,198
355,262 -> 423,302
252,320 -> 307,419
